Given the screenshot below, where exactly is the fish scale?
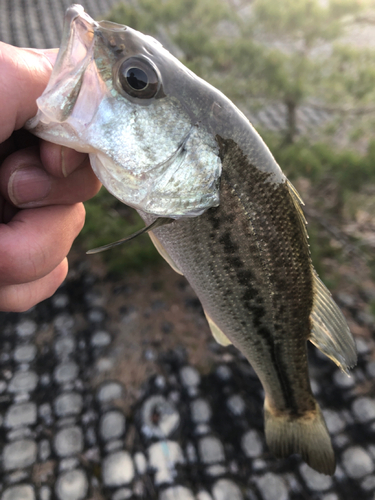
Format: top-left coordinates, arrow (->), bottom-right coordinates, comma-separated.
27,4 -> 357,475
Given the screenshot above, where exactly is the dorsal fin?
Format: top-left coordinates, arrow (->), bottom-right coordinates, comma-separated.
287,178 -> 305,206
86,217 -> 173,254
309,270 -> 357,374
286,179 -> 309,246
285,180 -> 356,373
204,310 -> 232,346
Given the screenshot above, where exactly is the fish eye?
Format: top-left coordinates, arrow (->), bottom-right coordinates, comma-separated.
118,57 -> 159,99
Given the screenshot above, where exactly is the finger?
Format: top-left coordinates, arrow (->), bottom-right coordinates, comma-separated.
0,195 -> 19,224
0,147 -> 101,208
0,43 -> 56,142
0,130 -> 39,165
40,141 -> 88,178
0,203 -> 85,286
23,48 -> 58,66
0,137 -> 16,165
0,258 -> 68,313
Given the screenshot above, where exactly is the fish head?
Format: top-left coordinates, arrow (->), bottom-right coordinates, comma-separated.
27,4 -> 224,218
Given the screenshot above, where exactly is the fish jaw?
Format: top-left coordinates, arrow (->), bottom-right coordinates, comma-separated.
26,6 -> 222,218
26,5 -> 105,151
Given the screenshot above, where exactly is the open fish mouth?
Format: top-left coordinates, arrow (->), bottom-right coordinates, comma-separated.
26,6 -> 97,144
27,5 -> 134,140
58,4 -> 97,70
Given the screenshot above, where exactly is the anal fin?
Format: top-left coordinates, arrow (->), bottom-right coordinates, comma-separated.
204,310 -> 232,346
310,270 -> 357,374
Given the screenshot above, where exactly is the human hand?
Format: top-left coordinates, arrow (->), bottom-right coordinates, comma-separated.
0,43 -> 101,312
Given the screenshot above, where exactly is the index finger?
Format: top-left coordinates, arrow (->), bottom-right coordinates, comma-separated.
0,43 -> 56,142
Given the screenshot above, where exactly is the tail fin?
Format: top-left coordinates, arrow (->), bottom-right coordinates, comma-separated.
264,399 -> 335,475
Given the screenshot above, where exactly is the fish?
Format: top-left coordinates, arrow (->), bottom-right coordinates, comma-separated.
27,4 -> 357,475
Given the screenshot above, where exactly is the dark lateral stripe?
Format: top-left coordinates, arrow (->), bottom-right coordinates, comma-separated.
208,205 -> 300,414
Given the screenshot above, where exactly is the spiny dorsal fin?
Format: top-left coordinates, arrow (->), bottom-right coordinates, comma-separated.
286,179 -> 309,246
87,217 -> 173,254
148,232 -> 183,275
310,270 -> 357,374
204,310 -> 232,346
287,178 -> 305,206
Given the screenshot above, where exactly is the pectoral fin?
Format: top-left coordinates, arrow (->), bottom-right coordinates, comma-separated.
309,270 -> 357,374
86,217 -> 173,254
148,232 -> 183,275
204,310 -> 232,346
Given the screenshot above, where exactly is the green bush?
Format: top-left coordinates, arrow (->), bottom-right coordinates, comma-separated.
266,134 -> 375,192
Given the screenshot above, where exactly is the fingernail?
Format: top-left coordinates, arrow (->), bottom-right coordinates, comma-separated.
61,146 -> 87,177
61,146 -> 68,178
8,166 -> 52,206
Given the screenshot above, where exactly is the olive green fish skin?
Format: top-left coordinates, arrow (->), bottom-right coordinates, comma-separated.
145,137 -> 316,418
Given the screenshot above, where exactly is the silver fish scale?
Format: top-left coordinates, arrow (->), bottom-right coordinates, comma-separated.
86,95 -> 220,216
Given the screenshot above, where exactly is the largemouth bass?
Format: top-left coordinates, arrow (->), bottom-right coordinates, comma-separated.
27,4 -> 357,475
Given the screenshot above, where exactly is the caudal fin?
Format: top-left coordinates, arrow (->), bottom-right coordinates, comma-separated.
264,399 -> 335,475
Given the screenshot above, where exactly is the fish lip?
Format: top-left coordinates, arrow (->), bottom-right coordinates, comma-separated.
66,5 -> 127,38
61,5 -> 97,53
65,4 -> 85,24
53,5 -> 97,77
29,6 -> 99,127
65,4 -> 97,29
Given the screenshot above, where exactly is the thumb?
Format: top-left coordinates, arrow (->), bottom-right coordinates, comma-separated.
0,43 -> 58,143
